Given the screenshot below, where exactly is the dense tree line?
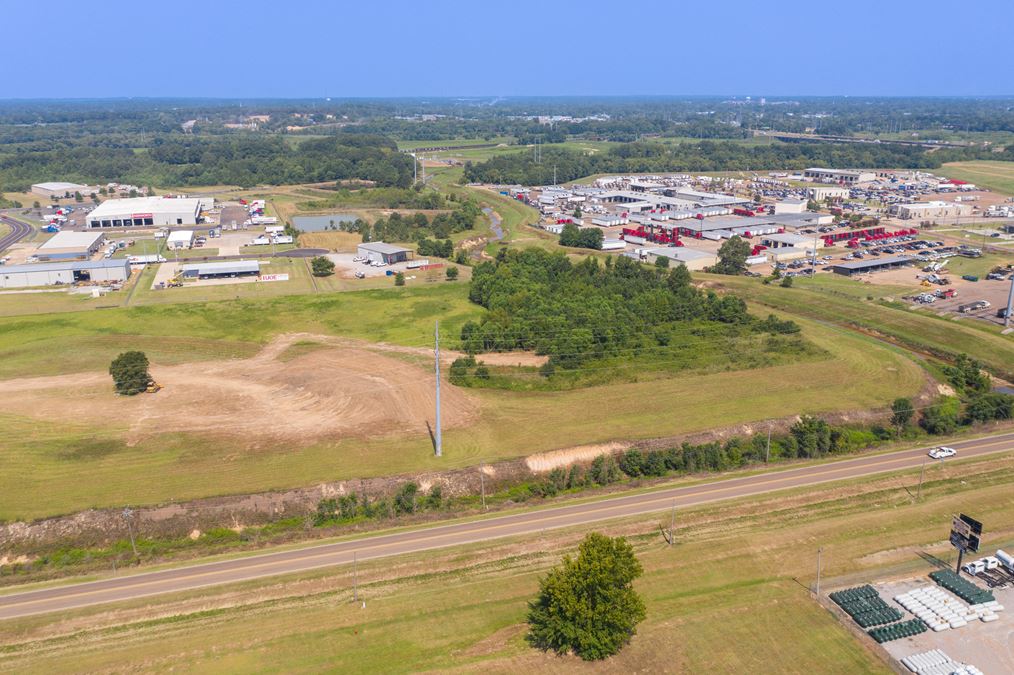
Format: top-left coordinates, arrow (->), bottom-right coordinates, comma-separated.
330,198 -> 480,248
559,222 -> 602,249
464,140 -> 958,185
461,248 -> 798,369
0,133 -> 413,190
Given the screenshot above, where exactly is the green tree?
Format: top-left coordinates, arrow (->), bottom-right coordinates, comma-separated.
310,256 -> 335,276
780,275 -> 793,287
393,482 -> 418,514
890,397 -> 914,430
713,235 -> 751,275
920,398 -> 960,435
109,351 -> 151,396
527,532 -> 646,661
32,200 -> 40,209
445,266 -> 459,281
394,271 -> 405,286
654,255 -> 670,270
74,191 -> 83,203
573,206 -> 582,218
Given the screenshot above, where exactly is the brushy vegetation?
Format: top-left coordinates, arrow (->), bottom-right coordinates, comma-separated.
456,248 -> 807,387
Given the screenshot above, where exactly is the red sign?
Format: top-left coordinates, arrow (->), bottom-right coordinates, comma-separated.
131,213 -> 153,219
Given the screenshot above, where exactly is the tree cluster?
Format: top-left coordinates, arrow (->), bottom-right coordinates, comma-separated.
108,351 -> 151,396
461,249 -> 785,370
559,222 -> 603,250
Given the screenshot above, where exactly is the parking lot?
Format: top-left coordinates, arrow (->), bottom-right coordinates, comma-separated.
326,252 -> 430,279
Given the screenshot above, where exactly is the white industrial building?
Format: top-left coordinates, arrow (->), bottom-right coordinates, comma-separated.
31,182 -> 99,199
773,199 -> 807,214
357,242 -> 413,264
642,247 -> 717,271
760,232 -> 824,249
807,186 -> 851,202
36,231 -> 106,260
166,230 -> 195,250
86,196 -> 205,229
0,259 -> 130,288
889,201 -> 972,220
804,168 -> 876,185
181,260 -> 260,279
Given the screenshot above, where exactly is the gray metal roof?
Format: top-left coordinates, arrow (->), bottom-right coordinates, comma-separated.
181,260 -> 260,274
0,259 -> 129,274
358,241 -> 411,255
832,256 -> 912,271
646,247 -> 716,261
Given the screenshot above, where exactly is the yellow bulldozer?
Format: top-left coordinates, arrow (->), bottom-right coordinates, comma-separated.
145,380 -> 162,394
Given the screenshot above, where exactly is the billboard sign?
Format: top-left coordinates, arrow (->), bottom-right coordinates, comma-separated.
950,514 -> 982,553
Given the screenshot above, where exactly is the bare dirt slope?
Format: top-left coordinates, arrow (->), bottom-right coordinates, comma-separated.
0,334 -> 478,444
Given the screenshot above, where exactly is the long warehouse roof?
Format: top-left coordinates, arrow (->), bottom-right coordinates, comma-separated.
831,256 -> 912,271
88,197 -> 202,218
0,259 -> 128,274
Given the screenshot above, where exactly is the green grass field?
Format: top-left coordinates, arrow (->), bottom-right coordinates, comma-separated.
5,450 -> 1012,672
0,286 -> 925,521
934,161 -> 1014,196
707,273 -> 1014,380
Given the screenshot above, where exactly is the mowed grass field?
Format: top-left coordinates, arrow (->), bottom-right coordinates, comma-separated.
935,161 -> 1014,195
5,451 -> 1013,672
0,280 -> 925,521
706,273 -> 1014,380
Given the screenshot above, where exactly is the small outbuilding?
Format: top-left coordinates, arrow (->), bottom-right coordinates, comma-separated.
357,242 -> 412,265
166,230 -> 195,250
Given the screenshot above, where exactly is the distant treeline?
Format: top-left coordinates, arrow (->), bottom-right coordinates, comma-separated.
463,140 -> 995,185
0,134 -> 414,190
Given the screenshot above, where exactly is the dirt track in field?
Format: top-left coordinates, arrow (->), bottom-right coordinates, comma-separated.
0,334 -> 479,444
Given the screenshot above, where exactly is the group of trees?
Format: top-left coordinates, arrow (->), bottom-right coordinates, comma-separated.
108,351 -> 152,395
558,222 -> 603,250
461,248 -> 795,370
464,140 -> 946,185
332,199 -> 480,253
313,482 -> 443,526
0,133 -> 414,190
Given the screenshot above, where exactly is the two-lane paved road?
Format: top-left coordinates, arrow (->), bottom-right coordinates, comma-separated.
0,214 -> 33,253
2,432 -> 1011,620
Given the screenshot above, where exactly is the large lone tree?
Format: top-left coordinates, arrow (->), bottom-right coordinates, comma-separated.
713,235 -> 752,275
527,532 -> 646,660
109,351 -> 151,395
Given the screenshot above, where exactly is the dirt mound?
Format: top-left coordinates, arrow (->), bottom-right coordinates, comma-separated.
0,334 -> 478,444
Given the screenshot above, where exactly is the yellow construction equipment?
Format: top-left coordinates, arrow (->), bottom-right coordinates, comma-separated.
146,381 -> 162,394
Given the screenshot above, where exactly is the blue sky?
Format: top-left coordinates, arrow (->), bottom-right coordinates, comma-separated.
1,0 -> 1011,98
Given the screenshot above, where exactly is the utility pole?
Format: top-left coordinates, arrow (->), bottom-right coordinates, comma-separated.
668,500 -> 676,546
479,462 -> 487,510
122,507 -> 138,558
765,424 -> 772,463
815,546 -> 823,597
434,320 -> 442,457
1004,273 -> 1014,329
353,551 -> 358,603
917,455 -> 928,500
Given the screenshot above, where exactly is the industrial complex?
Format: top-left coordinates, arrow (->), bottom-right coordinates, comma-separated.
86,196 -> 207,229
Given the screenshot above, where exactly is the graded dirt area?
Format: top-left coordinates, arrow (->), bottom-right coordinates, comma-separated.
0,334 -> 478,444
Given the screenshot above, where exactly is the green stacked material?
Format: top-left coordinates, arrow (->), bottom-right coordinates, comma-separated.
868,618 -> 927,643
829,585 -> 904,628
929,570 -> 994,605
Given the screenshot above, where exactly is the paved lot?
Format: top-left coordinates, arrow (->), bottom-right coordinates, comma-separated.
326,252 -> 425,278
877,578 -> 1013,674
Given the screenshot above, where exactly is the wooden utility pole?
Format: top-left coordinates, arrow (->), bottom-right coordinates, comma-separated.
434,321 -> 442,457
353,551 -> 358,603
479,463 -> 487,511
815,547 -> 823,597
668,500 -> 676,546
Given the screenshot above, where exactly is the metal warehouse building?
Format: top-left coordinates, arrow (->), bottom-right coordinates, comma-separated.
357,242 -> 413,264
831,256 -> 912,277
0,259 -> 130,288
180,260 -> 260,280
31,181 -> 98,199
36,231 -> 106,260
643,247 -> 717,271
86,197 -> 205,229
804,168 -> 876,185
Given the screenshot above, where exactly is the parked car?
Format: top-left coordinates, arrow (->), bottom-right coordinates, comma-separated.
928,446 -> 956,459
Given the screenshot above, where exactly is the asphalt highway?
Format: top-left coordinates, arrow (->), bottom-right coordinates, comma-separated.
2,432 -> 1011,620
0,214 -> 33,253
